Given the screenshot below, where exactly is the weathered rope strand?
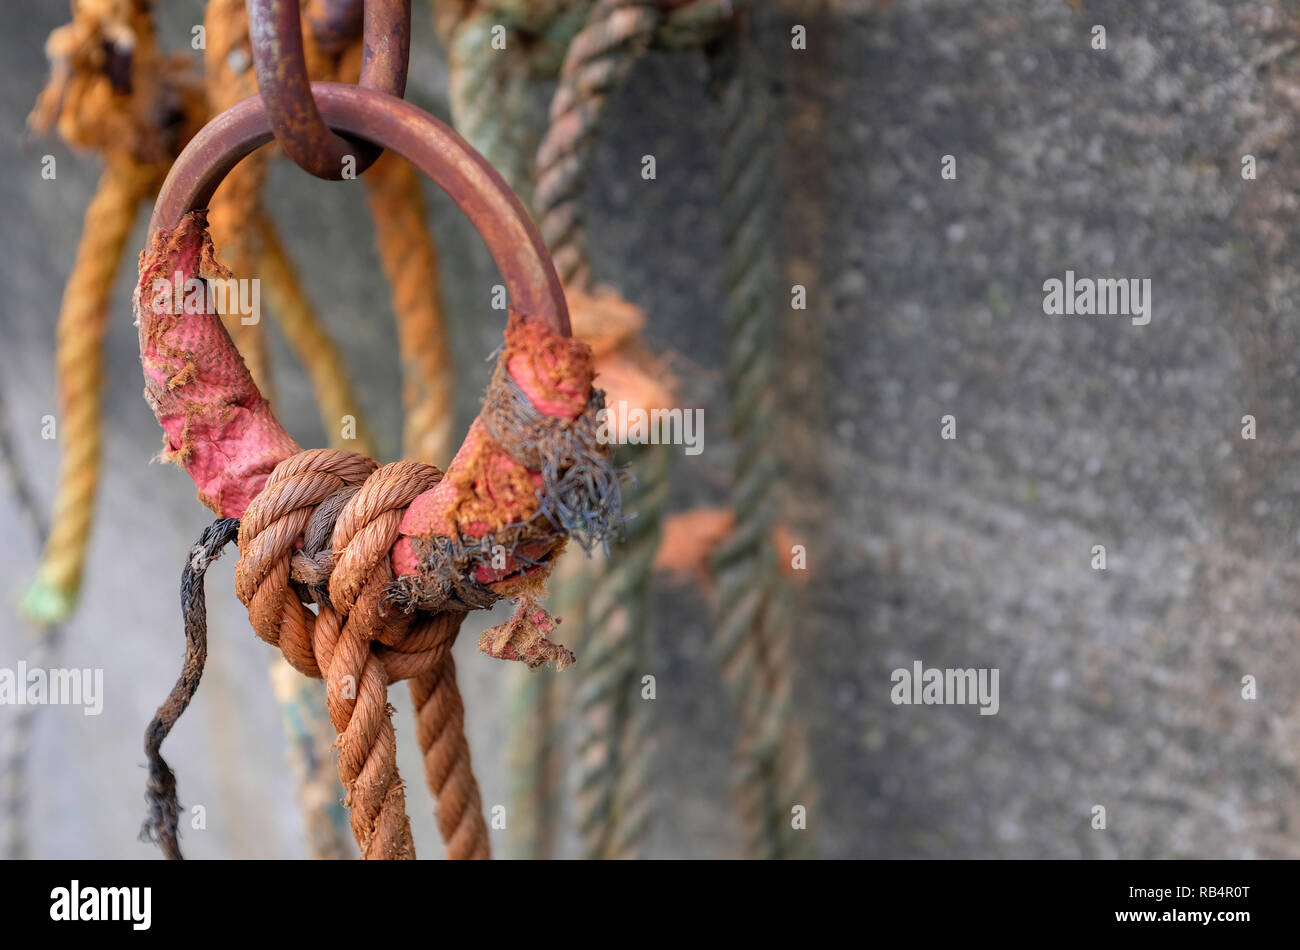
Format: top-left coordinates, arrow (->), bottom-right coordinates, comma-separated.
364,150 -> 455,467
411,651 -> 491,858
574,440 -> 667,858
710,19 -> 816,859
255,211 -> 376,458
22,159 -> 156,623
533,0 -> 662,287
141,516 -> 241,860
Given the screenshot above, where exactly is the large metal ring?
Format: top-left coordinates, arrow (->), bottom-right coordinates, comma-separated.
149,82 -> 569,334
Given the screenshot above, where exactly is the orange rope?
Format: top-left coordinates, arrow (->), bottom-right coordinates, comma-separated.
22,159 -> 156,622
23,0 -> 202,620
363,151 -> 456,467
203,0 -> 275,394
255,212 -> 377,458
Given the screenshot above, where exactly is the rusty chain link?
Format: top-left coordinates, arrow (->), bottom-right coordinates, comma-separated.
248,0 -> 411,179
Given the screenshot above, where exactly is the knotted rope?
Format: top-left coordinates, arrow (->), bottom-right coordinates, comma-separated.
234,450 -> 450,858
136,211 -> 616,859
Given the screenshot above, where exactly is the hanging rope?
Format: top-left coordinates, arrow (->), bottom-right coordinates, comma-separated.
136,205 -> 617,858
255,210 -> 377,458
22,0 -> 202,623
363,150 -> 455,467
709,14 -> 816,859
203,0 -> 276,394
0,381 -> 63,860
526,0 -> 733,860
440,5 -> 539,204
562,289 -> 671,859
534,0 -> 661,288
22,160 -> 158,623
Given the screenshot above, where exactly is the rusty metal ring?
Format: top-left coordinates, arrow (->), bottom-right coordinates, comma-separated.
149,82 -> 569,335
249,0 -> 411,180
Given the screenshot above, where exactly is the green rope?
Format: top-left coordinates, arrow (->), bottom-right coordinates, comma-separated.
0,385 -> 60,860
574,442 -> 667,858
533,0 -> 662,287
442,0 -> 743,860
710,15 -> 817,860
446,9 -> 539,205
534,0 -> 669,860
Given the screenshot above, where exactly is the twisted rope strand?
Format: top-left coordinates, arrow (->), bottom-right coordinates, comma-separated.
710,21 -> 816,859
141,517 -> 241,860
574,440 -> 667,858
533,0 -> 662,286
255,211 -> 376,458
364,150 -> 455,467
22,159 -> 156,623
411,650 -> 491,858
362,143 -> 489,860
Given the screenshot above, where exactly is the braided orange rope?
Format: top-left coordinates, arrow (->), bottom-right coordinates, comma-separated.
22,160 -> 157,621
363,151 -> 455,468
204,0 -> 276,394
234,450 -> 481,858
255,211 -> 377,458
22,0 -> 202,621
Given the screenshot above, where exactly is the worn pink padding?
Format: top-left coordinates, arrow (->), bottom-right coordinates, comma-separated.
138,213 -> 602,589
394,314 -> 597,580
135,212 -> 300,518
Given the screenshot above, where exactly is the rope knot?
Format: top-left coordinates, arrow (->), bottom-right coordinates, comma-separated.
233,448 -> 464,681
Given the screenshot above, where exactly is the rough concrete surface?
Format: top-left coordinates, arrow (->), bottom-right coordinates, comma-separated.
3,0 -> 1300,859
